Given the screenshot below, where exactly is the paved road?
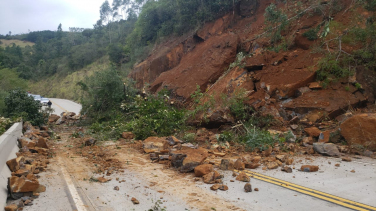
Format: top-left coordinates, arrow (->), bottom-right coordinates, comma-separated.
48,98 -> 82,115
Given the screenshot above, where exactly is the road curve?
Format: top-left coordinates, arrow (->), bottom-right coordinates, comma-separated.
49,98 -> 82,115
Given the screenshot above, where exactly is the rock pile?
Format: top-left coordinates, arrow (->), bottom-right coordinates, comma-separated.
4,122 -> 50,210
48,112 -> 81,125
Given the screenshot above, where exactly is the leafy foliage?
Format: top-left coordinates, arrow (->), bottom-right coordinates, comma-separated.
123,90 -> 186,140
264,3 -> 288,44
4,89 -> 45,126
0,117 -> 13,135
78,68 -> 133,121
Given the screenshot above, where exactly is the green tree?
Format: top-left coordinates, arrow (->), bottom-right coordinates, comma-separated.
4,89 -> 45,126
56,23 -> 63,56
78,68 -> 125,121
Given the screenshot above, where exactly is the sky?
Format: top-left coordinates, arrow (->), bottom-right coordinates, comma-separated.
0,0 -> 113,35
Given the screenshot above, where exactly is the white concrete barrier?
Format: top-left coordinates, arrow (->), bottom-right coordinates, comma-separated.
0,122 -> 22,208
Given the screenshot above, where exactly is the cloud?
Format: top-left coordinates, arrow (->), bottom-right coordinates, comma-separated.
0,0 -> 112,35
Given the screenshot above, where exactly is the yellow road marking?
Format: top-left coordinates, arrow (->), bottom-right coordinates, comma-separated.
235,170 -> 376,211
243,170 -> 376,210
50,100 -> 68,112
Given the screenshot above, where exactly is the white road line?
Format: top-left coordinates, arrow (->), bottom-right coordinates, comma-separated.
58,157 -> 88,211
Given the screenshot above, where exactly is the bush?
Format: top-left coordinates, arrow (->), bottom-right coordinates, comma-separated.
4,89 -> 45,126
78,68 -> 135,121
264,3 -> 288,44
123,90 -> 186,140
0,117 -> 13,135
303,28 -> 318,41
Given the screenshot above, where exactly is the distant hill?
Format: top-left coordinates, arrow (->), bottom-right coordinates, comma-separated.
0,39 -> 34,48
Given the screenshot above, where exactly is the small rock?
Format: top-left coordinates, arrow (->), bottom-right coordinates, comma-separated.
219,184 -> 228,191
194,164 -> 213,177
276,155 -> 286,162
281,166 -> 292,173
267,162 -> 279,169
232,172 -> 237,177
234,159 -> 245,170
342,157 -> 352,162
131,197 -> 139,204
290,125 -> 299,130
313,143 -> 340,157
203,171 -> 221,184
301,165 -> 319,172
335,164 -> 340,167
308,82 -> 322,89
244,183 -> 252,192
230,180 -> 234,182
245,163 -> 260,169
210,184 -> 221,191
304,127 -> 321,137
122,132 -> 134,139
97,177 -> 109,183
84,138 -> 96,146
236,172 -> 250,182
4,204 -> 18,211
285,157 -> 294,165
114,186 -> 119,191
350,170 -> 355,173
318,131 -> 331,143
254,188 -> 259,191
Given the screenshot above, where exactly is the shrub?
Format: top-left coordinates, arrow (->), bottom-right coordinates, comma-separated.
123,90 -> 186,140
78,68 -> 135,121
4,89 -> 45,126
303,28 -> 318,41
0,117 -> 13,135
240,127 -> 279,151
264,3 -> 289,44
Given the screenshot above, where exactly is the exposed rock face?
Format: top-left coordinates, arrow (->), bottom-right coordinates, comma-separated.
150,33 -> 239,100
313,143 -> 340,157
284,90 -> 366,118
143,137 -> 168,153
340,113 -> 376,151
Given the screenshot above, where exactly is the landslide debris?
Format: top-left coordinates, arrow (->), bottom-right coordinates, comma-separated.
5,122 -> 51,210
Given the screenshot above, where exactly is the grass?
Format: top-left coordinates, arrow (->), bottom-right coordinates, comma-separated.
28,56 -> 110,101
0,39 -> 34,48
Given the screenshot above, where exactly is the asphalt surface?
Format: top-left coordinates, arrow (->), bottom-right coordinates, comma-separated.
48,98 -> 82,115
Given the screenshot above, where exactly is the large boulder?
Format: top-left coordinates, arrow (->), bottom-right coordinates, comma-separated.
340,113 -> 376,151
143,137 -> 168,153
313,143 -> 340,157
48,114 -> 60,123
171,147 -> 208,173
9,175 -> 40,193
194,164 -> 213,177
6,156 -> 25,172
284,89 -> 366,118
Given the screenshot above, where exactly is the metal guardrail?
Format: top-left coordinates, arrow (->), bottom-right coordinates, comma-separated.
0,122 -> 22,208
